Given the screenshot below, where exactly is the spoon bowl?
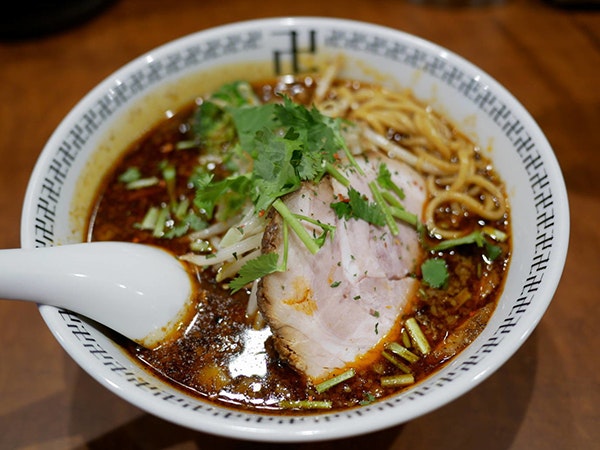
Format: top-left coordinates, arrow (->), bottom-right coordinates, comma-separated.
0,242 -> 194,348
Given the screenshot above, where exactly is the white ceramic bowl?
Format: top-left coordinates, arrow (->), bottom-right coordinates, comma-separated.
21,17 -> 569,442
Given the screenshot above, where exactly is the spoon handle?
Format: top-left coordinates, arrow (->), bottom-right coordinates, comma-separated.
0,242 -> 193,347
0,245 -> 89,306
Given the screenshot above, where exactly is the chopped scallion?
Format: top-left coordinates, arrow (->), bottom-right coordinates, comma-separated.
136,206 -> 160,230
386,342 -> 420,363
152,207 -> 170,238
315,368 -> 356,394
161,162 -> 177,207
381,374 -> 415,387
174,198 -> 190,220
381,350 -> 412,374
405,318 -> 431,355
175,140 -> 198,150
278,400 -> 333,410
389,205 -> 419,228
401,327 -> 412,348
125,176 -> 160,190
118,167 -> 141,184
190,239 -> 212,253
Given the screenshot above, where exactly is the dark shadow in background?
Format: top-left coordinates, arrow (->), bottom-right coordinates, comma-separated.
0,0 -> 118,41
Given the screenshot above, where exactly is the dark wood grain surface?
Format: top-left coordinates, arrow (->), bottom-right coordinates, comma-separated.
1,0 -> 598,448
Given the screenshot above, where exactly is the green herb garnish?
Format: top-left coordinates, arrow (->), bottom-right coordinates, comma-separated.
331,187 -> 386,227
229,252 -> 282,293
421,258 -> 449,289
315,368 -> 356,394
429,229 -> 504,261
278,400 -> 333,410
381,374 -> 415,387
118,166 -> 141,184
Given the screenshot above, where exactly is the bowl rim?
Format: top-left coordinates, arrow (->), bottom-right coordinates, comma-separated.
21,16 -> 570,442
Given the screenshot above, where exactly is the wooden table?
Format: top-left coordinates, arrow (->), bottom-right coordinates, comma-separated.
1,0 -> 598,448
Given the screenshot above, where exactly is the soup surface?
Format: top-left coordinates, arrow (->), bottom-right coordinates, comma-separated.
89,71 -> 510,413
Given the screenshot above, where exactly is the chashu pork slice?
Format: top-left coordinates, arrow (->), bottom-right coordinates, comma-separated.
257,153 -> 427,382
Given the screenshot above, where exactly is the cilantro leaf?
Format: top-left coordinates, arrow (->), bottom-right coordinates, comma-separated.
228,103 -> 277,154
484,241 -> 502,261
194,101 -> 236,153
191,93 -> 360,256
251,130 -> 302,213
377,163 -> 405,200
227,96 -> 348,216
193,173 -> 251,221
272,97 -> 343,179
348,188 -> 387,226
331,200 -> 352,220
193,81 -> 258,154
229,252 -> 281,292
331,188 -> 386,227
421,258 -> 449,288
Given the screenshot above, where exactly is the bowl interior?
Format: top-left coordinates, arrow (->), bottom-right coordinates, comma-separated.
21,17 -> 569,442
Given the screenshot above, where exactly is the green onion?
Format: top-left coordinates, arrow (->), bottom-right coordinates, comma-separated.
359,392 -> 376,405
152,207 -> 170,238
136,206 -> 160,230
380,190 -> 419,228
381,350 -> 412,374
385,342 -> 420,363
190,239 -> 212,253
381,374 -> 415,387
401,328 -> 412,348
405,318 -> 431,355
125,176 -> 160,190
161,162 -> 177,207
278,400 -> 333,410
315,368 -> 356,394
174,198 -> 190,220
118,166 -> 141,184
175,140 -> 198,150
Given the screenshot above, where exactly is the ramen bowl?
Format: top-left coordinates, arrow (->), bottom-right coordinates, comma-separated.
21,17 -> 569,442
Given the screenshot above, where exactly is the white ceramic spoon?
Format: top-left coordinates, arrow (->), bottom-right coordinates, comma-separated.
0,242 -> 194,348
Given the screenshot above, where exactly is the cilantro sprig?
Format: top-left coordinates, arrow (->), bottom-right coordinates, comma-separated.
429,229 -> 504,262
184,82 -> 505,291
191,90 -> 350,220
186,83 -> 354,289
